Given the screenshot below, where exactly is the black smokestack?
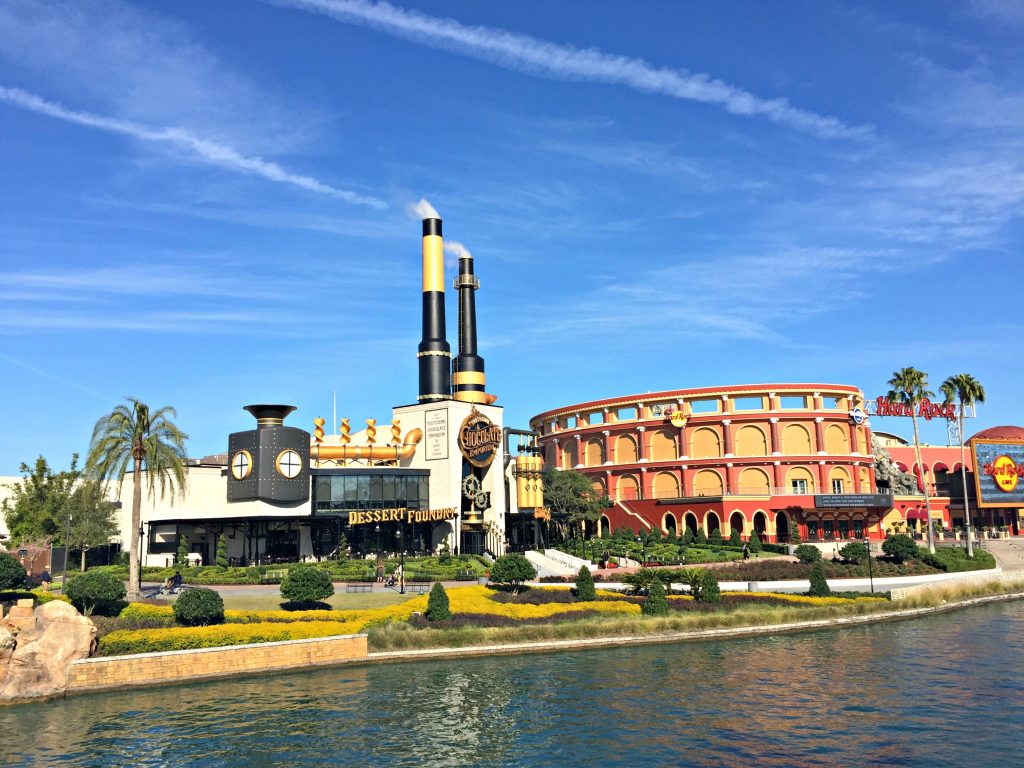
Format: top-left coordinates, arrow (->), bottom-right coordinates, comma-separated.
243,404 -> 297,429
452,248 -> 487,403
417,216 -> 451,402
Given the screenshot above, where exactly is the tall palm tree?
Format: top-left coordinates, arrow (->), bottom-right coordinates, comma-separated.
887,367 -> 937,554
86,398 -> 188,601
940,373 -> 986,557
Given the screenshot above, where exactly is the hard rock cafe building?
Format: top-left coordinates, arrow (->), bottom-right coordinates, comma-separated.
533,384 -> 898,546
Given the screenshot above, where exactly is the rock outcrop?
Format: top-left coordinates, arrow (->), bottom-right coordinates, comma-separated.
0,600 -> 97,702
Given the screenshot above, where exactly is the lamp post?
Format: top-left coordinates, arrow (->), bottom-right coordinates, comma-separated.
394,527 -> 405,595
374,523 -> 381,560
865,536 -> 874,594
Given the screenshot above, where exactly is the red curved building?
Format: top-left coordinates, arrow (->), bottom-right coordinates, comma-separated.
531,383 -> 890,545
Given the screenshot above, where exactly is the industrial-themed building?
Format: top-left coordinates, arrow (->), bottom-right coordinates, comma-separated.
104,212 -> 544,566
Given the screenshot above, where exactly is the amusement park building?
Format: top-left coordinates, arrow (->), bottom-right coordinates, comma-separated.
531,384 -> 889,546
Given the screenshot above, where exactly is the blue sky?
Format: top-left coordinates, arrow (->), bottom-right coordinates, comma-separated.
2,0 -> 1023,474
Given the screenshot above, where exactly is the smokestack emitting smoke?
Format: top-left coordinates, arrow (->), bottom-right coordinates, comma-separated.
417,201 -> 451,402
451,241 -> 489,404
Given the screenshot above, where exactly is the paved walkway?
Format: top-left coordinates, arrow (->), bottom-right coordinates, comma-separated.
983,539 -> 1024,572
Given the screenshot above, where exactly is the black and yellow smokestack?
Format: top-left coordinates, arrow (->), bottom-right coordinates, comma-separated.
418,217 -> 451,402
452,250 -> 497,405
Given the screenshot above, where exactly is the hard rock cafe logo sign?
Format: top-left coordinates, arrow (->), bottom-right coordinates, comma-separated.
458,407 -> 501,468
871,396 -> 956,421
985,456 -> 1024,493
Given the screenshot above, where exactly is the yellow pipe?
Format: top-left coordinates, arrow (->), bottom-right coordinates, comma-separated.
310,428 -> 423,462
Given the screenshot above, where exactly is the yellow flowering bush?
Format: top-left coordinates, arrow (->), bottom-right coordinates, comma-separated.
744,592 -> 887,606
450,585 -> 640,619
100,620 -> 364,655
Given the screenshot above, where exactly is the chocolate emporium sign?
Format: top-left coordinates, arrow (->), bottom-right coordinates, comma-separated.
458,407 -> 502,468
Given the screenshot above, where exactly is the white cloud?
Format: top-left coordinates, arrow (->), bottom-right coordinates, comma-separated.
0,86 -> 388,209
272,0 -> 871,140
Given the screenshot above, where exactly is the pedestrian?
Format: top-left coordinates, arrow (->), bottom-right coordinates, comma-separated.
375,560 -> 385,583
39,569 -> 51,592
742,542 -> 750,561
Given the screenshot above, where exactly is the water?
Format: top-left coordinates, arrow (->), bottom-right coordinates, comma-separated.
4,602 -> 1024,767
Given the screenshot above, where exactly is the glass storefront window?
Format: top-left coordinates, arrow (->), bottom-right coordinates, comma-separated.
853,521 -> 864,538
838,520 -> 850,540
807,521 -> 819,540
311,471 -> 430,514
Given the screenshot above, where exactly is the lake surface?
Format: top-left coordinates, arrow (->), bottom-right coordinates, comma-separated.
4,601 -> 1024,767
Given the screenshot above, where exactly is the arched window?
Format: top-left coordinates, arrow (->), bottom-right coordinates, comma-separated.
615,435 -> 638,464
825,424 -> 850,455
735,426 -> 768,456
663,513 -> 677,535
561,440 -> 578,469
693,469 -> 723,496
729,511 -> 745,537
782,424 -> 813,455
600,515 -> 611,537
650,429 -> 677,461
653,471 -> 680,498
585,438 -> 606,467
786,466 -> 816,494
684,512 -> 699,535
690,428 -> 722,459
828,467 -> 851,494
738,467 -> 771,495
753,510 -> 768,536
616,474 -> 640,500
591,477 -> 607,497
705,511 -> 721,535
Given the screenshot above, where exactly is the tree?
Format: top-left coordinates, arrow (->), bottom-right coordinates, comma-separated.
543,468 -> 610,526
888,367 -> 937,554
729,527 -> 742,547
575,565 -> 597,601
86,398 -> 188,602
695,528 -> 707,546
490,553 -> 537,594
0,455 -> 80,546
175,535 -> 190,568
688,568 -> 721,603
426,582 -> 452,621
216,534 -> 229,569
808,561 -> 831,597
940,373 -> 986,558
708,528 -> 722,547
839,542 -> 868,565
642,578 -> 668,615
794,544 -> 821,563
67,480 -> 120,571
882,534 -> 919,564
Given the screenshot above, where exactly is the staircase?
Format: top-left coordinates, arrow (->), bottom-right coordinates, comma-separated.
525,550 -> 577,578
540,548 -> 597,573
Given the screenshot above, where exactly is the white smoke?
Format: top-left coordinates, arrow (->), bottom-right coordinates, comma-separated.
411,197 -> 440,219
443,240 -> 472,270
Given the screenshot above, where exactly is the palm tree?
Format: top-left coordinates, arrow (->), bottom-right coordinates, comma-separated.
887,367 -> 937,554
85,398 -> 188,601
940,374 -> 986,557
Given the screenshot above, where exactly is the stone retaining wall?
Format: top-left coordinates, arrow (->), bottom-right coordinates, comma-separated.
890,572 -> 1024,601
66,634 -> 367,694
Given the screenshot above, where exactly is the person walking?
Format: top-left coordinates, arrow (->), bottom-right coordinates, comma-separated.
375,560 -> 385,583
742,542 -> 750,561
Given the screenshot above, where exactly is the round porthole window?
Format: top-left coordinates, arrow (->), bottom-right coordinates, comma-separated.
275,449 -> 303,479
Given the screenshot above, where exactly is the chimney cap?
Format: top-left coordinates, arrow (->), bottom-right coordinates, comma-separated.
243,404 -> 297,427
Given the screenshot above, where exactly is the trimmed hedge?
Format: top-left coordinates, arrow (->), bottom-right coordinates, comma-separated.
173,588 -> 225,626
66,571 -> 126,616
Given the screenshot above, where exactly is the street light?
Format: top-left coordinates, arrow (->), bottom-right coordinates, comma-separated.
394,527 -> 405,595
865,537 -> 874,594
374,523 -> 381,560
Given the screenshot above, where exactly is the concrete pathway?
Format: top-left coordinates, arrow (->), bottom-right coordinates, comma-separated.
982,539 -> 1024,572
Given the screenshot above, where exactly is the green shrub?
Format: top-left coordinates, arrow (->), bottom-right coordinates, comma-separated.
65,571 -> 126,616
839,542 -> 868,564
808,561 -> 831,597
280,565 -> 335,606
172,588 -> 225,626
920,547 -> 996,573
709,529 -> 723,547
729,528 -> 742,547
216,534 -> 228,569
794,544 -> 822,564
575,565 -> 597,602
695,528 -> 708,546
882,534 -> 919,564
695,569 -> 721,603
642,578 -> 669,615
790,527 -> 802,545
175,535 -> 190,568
0,552 -> 27,591
438,539 -> 452,565
748,531 -> 762,553
490,554 -> 537,594
425,583 -> 452,621
683,528 -> 695,546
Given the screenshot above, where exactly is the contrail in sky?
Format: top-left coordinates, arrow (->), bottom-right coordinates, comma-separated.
272,0 -> 871,140
0,85 -> 388,209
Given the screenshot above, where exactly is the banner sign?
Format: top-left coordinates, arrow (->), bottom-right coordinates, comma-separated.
973,440 -> 1024,508
425,409 -> 448,461
814,493 -> 893,509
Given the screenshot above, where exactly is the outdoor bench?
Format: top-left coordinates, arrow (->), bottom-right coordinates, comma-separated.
260,569 -> 288,584
345,582 -> 373,593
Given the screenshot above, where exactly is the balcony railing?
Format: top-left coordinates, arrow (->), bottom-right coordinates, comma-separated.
615,487 -> 895,502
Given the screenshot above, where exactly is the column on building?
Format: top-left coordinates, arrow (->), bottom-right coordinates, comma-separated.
814,417 -> 825,455
602,430 -> 612,464
769,417 -> 781,455
773,461 -> 784,493
574,434 -> 582,468
636,426 -> 647,462
817,460 -> 828,493
722,419 -> 732,457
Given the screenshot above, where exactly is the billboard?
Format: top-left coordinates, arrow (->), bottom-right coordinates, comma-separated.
972,439 -> 1024,508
